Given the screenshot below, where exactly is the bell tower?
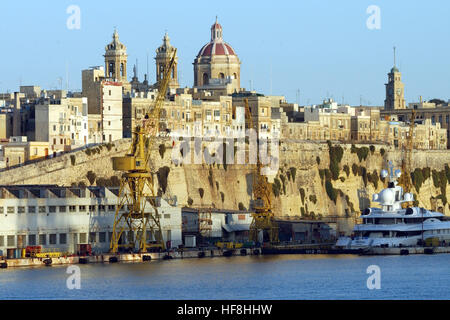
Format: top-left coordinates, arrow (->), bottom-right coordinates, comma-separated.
155,32 -> 179,90
384,47 -> 406,110
104,28 -> 130,93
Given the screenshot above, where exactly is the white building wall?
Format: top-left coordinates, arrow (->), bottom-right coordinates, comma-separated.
102,83 -> 123,143
0,188 -> 182,256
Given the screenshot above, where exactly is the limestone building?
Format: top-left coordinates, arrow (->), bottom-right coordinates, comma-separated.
0,137 -> 50,169
0,110 -> 13,140
82,66 -> 124,144
381,100 -> 450,149
35,96 -> 89,153
194,18 -> 241,94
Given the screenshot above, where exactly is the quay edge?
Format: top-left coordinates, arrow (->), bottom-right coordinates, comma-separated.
0,248 -> 263,269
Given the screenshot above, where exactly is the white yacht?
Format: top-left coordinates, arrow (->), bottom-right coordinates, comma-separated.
335,166 -> 450,251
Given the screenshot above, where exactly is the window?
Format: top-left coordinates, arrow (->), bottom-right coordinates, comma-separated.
28,206 -> 36,213
89,205 -> 96,212
99,205 -> 105,212
7,235 -> 15,247
28,235 -> 36,245
49,206 -> 56,213
59,206 -> 66,212
99,232 -> 106,243
7,207 -> 14,214
108,205 -> 115,211
79,205 -> 86,212
59,233 -> 67,245
89,232 -> 96,243
39,206 -> 46,213
39,234 -> 46,245
0,236 -> 4,246
69,206 -> 76,212
18,207 -> 25,214
164,214 -> 171,219
0,207 -> 3,214
79,233 -> 87,243
49,234 -> 57,245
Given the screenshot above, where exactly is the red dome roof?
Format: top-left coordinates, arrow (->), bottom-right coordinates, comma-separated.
196,18 -> 237,58
197,41 -> 236,57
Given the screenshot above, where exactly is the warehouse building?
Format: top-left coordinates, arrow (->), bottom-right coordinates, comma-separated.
0,185 -> 182,258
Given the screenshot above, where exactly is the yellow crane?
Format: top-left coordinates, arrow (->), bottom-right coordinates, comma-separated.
109,49 -> 177,253
244,98 -> 279,244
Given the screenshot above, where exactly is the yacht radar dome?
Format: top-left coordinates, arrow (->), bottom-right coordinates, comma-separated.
403,193 -> 414,202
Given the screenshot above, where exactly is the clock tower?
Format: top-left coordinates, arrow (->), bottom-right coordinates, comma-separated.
384,47 -> 406,110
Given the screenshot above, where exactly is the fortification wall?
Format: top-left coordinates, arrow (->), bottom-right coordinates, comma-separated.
2,138 -> 450,232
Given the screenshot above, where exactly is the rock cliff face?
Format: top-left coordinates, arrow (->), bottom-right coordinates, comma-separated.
2,138 -> 450,230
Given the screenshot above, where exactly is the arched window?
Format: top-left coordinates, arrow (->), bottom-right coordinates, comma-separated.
233,73 -> 237,79
203,73 -> 209,85
219,73 -> 225,79
120,63 -> 124,77
109,62 -> 115,78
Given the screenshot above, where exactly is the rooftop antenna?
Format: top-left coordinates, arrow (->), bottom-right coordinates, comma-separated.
393,46 -> 396,67
146,51 -> 149,82
66,61 -> 69,91
270,59 -> 272,95
136,58 -> 138,79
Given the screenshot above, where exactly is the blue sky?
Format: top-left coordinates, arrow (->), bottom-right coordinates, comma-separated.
1,0 -> 449,106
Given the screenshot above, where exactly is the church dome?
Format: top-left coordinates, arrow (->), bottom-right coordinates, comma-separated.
196,19 -> 237,58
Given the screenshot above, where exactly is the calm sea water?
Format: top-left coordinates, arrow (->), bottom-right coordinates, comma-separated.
0,254 -> 449,300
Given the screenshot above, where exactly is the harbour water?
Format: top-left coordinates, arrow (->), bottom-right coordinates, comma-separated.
0,254 -> 449,300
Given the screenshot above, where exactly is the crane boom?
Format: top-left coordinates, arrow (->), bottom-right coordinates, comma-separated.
109,49 -> 177,253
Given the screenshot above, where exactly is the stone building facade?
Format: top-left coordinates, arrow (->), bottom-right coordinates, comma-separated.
381,102 -> 450,149
35,96 -> 88,153
82,67 -> 124,144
